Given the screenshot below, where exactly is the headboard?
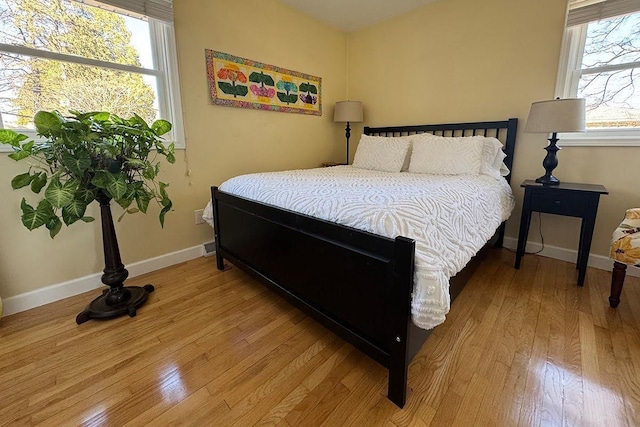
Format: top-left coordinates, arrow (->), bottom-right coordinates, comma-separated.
363,118 -> 518,183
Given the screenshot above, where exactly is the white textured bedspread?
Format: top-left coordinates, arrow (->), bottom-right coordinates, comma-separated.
217,166 -> 514,329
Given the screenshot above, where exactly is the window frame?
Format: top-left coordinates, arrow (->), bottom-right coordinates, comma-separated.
0,1 -> 184,152
555,9 -> 640,146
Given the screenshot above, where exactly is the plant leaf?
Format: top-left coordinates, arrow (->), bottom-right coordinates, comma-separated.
136,192 -> 151,213
30,172 -> 48,193
166,151 -> 175,164
8,150 -> 31,161
159,199 -> 172,228
21,140 -> 34,152
142,164 -> 156,179
90,171 -> 110,189
81,216 -> 95,223
92,112 -> 111,122
116,197 -> 133,209
10,141 -> 36,161
158,181 -> 169,200
62,199 -> 88,225
11,172 -> 34,189
46,216 -> 62,239
151,119 -> 172,136
105,173 -> 128,200
61,150 -> 91,176
45,177 -> 77,208
75,188 -> 97,203
126,158 -> 146,168
0,129 -> 21,146
20,198 -> 53,230
34,111 -> 62,136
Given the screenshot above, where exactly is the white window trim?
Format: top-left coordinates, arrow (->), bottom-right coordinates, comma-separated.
555,7 -> 640,147
0,4 -> 184,152
150,18 -> 185,149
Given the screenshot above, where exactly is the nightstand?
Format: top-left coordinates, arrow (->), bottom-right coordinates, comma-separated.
322,162 -> 347,167
514,180 -> 608,286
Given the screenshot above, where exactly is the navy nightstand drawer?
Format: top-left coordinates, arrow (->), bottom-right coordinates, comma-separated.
530,191 -> 586,217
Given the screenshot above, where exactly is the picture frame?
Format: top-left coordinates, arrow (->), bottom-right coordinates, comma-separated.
205,50 -> 322,116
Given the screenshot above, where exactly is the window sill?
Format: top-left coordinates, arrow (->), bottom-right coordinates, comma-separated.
558,130 -> 640,147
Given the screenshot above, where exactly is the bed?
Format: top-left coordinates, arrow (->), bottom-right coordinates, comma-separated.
210,118 -> 518,407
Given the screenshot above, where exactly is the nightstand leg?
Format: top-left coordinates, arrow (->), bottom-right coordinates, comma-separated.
515,205 -> 533,269
576,219 -> 587,269
576,211 -> 597,287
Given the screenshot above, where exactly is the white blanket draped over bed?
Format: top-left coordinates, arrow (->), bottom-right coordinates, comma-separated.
211,166 -> 515,329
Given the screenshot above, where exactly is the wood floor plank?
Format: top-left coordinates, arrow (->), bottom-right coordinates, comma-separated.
1,251 -> 639,426
562,263 -> 585,427
517,256 -> 553,427
579,310 -> 610,427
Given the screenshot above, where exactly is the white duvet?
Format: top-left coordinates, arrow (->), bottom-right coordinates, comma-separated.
212,166 -> 514,329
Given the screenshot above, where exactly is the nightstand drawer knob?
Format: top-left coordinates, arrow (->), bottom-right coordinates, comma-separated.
555,200 -> 562,205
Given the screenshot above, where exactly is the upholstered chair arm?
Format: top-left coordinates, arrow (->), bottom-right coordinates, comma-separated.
610,208 -> 640,266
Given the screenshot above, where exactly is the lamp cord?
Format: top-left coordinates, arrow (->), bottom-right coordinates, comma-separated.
530,212 -> 545,254
507,212 -> 545,255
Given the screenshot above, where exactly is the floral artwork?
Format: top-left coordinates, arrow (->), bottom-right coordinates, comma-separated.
205,50 -> 322,116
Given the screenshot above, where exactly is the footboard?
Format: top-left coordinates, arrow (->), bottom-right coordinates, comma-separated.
212,187 -> 415,407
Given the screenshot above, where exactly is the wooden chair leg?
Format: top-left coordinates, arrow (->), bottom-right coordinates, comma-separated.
609,261 -> 627,308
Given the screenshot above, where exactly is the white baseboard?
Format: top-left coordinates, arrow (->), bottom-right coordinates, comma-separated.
503,237 -> 640,278
2,245 -> 204,317
3,238 -> 637,317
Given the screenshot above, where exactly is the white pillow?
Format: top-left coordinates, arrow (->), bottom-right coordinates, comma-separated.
400,132 -> 433,171
499,158 -> 510,177
352,135 -> 410,173
409,134 -> 484,175
480,137 -> 509,179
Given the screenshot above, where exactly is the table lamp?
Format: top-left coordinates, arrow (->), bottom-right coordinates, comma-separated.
525,98 -> 586,185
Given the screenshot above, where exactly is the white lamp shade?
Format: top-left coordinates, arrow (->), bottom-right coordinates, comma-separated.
525,98 -> 586,133
334,101 -> 363,123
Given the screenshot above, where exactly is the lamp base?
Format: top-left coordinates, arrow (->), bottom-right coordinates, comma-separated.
535,174 -> 560,185
344,121 -> 352,165
537,132 -> 561,186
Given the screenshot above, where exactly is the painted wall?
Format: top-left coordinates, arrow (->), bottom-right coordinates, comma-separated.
0,0 -> 347,299
174,0 -> 347,185
347,0 -> 639,258
3,0 -> 635,304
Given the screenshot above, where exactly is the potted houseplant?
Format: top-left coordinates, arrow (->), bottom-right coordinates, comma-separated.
0,110 -> 175,324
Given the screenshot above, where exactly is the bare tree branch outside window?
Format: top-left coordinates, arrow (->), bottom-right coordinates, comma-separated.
577,13 -> 640,128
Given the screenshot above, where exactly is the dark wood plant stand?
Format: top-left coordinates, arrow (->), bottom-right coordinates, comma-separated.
76,192 -> 154,325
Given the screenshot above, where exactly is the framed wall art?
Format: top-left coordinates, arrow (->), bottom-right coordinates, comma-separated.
205,49 -> 322,116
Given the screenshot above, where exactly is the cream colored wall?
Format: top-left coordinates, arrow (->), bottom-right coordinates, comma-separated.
348,0 -> 637,258
0,152 -> 202,298
3,0 -> 633,303
0,0 -> 347,299
175,0 -> 348,184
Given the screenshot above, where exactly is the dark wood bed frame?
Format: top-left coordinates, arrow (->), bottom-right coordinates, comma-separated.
211,118 -> 518,408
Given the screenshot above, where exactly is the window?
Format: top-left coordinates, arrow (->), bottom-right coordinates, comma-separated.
556,0 -> 640,146
0,0 -> 184,148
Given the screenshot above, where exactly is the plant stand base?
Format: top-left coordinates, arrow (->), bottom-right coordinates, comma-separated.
76,284 -> 155,324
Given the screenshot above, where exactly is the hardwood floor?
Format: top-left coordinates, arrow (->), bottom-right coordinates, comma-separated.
1,248 -> 639,426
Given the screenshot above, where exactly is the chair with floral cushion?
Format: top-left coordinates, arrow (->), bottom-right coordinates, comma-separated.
609,208 -> 640,308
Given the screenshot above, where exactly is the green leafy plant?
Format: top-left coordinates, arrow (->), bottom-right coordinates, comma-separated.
0,110 -> 175,238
